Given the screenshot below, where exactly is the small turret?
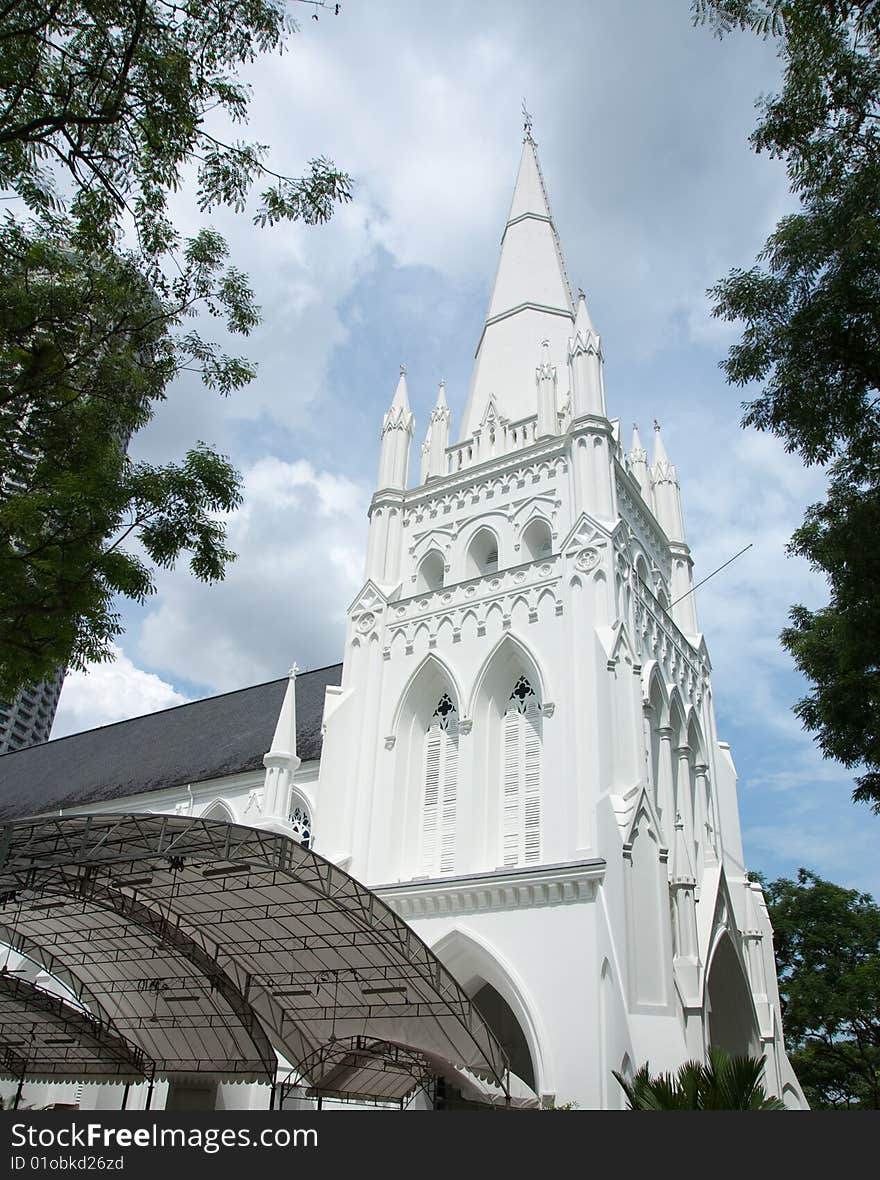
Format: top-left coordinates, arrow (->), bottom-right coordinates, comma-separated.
377,366 -> 414,491
423,380 -> 451,481
629,424 -> 650,499
262,664 -> 301,821
650,423 -> 685,543
567,291 -> 606,418
535,340 -> 558,438
651,424 -> 699,637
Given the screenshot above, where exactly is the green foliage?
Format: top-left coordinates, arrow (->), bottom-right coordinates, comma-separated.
614,1046 -> 786,1110
0,1 -> 352,251
691,1 -> 880,810
0,2 -> 352,695
762,868 -> 880,1108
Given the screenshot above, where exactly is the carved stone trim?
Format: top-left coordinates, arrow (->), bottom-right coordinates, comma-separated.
376,858 -> 605,918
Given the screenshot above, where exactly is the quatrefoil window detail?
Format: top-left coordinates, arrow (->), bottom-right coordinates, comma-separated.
508,676 -> 539,712
289,804 -> 312,849
432,693 -> 457,730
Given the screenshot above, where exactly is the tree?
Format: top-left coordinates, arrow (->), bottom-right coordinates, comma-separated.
0,2 -> 352,696
613,1047 -> 785,1110
691,1 -> 880,811
760,868 -> 880,1108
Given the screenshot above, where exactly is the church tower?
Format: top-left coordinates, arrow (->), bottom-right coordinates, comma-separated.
315,130 -> 804,1109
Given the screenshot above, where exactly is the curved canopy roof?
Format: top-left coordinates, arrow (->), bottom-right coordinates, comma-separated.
0,814 -> 510,1095
0,971 -> 152,1084
283,1036 -> 435,1107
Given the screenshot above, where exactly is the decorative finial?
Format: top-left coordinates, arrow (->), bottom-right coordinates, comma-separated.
288,663 -> 300,679
522,98 -> 533,141
578,287 -> 586,302
653,419 -> 661,432
399,363 -> 407,376
439,377 -> 445,388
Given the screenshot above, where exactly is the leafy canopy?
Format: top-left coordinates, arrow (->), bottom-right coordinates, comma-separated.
759,868 -> 880,1108
614,1046 -> 785,1110
692,1 -> 880,810
0,2 -> 352,696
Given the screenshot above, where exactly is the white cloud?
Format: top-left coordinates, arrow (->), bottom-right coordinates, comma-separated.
134,457 -> 368,692
52,646 -> 188,739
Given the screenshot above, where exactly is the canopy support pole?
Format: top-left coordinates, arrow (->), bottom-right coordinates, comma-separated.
13,1066 -> 26,1111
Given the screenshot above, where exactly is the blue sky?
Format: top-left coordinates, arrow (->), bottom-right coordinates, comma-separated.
52,1 -> 880,896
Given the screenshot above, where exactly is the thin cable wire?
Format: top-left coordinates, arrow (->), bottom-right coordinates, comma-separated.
669,543 -> 754,608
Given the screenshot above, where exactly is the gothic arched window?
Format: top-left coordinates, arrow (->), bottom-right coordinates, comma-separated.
420,693 -> 459,876
521,518 -> 552,563
416,549 -> 445,594
466,527 -> 499,578
289,800 -> 313,849
502,676 -> 542,866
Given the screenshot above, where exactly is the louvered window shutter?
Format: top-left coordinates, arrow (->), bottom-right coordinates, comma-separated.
502,679 -> 542,867
523,703 -> 542,864
439,727 -> 458,874
421,726 -> 442,875
420,696 -> 459,876
503,709 -> 522,866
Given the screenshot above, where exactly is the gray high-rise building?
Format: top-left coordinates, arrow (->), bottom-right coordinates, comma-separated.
0,670 -> 64,754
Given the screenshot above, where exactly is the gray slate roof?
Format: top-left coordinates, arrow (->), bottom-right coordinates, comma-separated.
0,663 -> 342,822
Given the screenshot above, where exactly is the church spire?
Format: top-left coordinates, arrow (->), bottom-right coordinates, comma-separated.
460,134 -> 575,440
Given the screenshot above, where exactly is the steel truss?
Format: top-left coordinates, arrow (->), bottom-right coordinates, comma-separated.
0,814 -> 510,1099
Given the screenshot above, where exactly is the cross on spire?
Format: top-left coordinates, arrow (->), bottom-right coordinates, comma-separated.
522,98 -> 534,141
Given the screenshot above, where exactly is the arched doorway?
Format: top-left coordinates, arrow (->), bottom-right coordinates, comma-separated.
472,981 -> 535,1090
706,934 -> 760,1057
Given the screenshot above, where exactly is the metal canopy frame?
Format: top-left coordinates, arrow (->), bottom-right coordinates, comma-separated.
281,1036 -> 436,1108
0,814 -> 511,1099
0,971 -> 153,1084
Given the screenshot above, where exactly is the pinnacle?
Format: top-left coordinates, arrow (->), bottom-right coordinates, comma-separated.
390,367 -> 410,413
652,421 -> 670,467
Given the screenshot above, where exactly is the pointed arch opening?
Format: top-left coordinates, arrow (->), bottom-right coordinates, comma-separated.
391,657 -> 462,879
201,800 -> 235,823
645,669 -> 669,822
470,636 -> 545,871
415,549 -> 445,594
705,933 -> 760,1058
472,981 -> 535,1090
288,793 -> 313,849
431,927 -> 544,1097
466,527 -> 500,578
520,517 -> 552,563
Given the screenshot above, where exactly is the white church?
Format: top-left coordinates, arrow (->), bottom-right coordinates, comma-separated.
0,133 -> 806,1110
